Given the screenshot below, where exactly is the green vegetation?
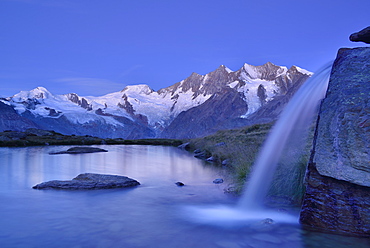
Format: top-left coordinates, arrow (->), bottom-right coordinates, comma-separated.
0,129 -> 183,147
187,123 -> 273,193
187,122 -> 313,205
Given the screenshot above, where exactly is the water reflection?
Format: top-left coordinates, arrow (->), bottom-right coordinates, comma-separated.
0,145 -> 368,248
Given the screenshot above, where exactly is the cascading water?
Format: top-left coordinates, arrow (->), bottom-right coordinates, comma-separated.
185,62 -> 332,225
238,62 -> 332,210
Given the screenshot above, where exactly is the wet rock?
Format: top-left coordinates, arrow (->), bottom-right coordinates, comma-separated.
49,146 -> 108,155
261,218 -> 274,224
175,182 -> 185,186
206,156 -> 216,162
194,151 -> 207,159
213,178 -> 224,184
349,26 -> 370,44
32,173 -> 140,190
177,142 -> 190,150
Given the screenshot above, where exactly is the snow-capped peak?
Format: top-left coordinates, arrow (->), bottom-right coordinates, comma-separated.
292,65 -> 313,76
12,86 -> 53,101
216,65 -> 233,73
3,61 -> 312,138
121,84 -> 154,95
242,63 -> 259,79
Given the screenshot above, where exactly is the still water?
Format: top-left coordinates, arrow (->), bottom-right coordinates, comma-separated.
0,145 -> 368,248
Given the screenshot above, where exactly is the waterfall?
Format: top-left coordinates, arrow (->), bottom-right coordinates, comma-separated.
185,63 -> 333,225
238,62 -> 332,210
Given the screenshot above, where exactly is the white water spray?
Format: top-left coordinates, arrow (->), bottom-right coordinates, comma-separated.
185,63 -> 332,225
238,62 -> 332,210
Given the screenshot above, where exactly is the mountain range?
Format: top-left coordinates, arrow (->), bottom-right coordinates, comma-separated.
0,62 -> 312,139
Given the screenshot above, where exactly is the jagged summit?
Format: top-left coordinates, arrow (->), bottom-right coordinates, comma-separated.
1,61 -> 312,139
289,65 -> 313,75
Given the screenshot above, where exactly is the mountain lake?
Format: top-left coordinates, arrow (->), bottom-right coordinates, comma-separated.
0,145 -> 368,247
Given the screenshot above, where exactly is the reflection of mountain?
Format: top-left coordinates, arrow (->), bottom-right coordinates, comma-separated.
0,62 -> 311,139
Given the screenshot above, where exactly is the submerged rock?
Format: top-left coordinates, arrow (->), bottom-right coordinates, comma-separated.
49,146 -> 108,155
261,218 -> 274,224
32,173 -> 140,190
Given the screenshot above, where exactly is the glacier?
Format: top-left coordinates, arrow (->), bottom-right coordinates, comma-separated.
0,62 -> 312,139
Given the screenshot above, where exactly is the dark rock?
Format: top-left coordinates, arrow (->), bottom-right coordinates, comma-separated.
194,151 -> 207,159
32,173 -> 140,190
177,142 -> 190,150
213,178 -> 224,184
49,146 -> 108,155
300,163 -> 370,236
175,182 -> 185,186
66,93 -> 92,110
206,156 -> 216,162
349,26 -> 370,44
300,47 -> 370,237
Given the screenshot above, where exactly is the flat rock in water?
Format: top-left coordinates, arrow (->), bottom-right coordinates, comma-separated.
32,173 -> 140,190
49,147 -> 108,155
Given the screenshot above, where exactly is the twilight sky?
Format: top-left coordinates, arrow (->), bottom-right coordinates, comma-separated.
1,0 -> 369,97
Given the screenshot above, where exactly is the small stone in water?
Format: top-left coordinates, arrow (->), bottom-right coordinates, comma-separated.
261,218 -> 274,224
213,178 -> 224,184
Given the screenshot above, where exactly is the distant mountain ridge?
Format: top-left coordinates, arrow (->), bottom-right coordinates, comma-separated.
0,62 -> 312,139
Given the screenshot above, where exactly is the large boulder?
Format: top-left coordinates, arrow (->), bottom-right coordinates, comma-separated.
299,47 -> 370,236
350,26 -> 370,44
33,173 -> 140,190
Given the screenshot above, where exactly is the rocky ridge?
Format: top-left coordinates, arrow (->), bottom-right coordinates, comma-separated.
0,62 -> 311,139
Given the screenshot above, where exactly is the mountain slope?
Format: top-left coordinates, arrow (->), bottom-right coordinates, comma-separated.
0,62 -> 312,139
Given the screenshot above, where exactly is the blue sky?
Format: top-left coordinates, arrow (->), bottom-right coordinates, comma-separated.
1,0 -> 369,97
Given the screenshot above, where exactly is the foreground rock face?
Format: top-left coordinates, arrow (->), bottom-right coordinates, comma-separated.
314,48 -> 370,186
33,173 -> 140,190
300,47 -> 370,236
